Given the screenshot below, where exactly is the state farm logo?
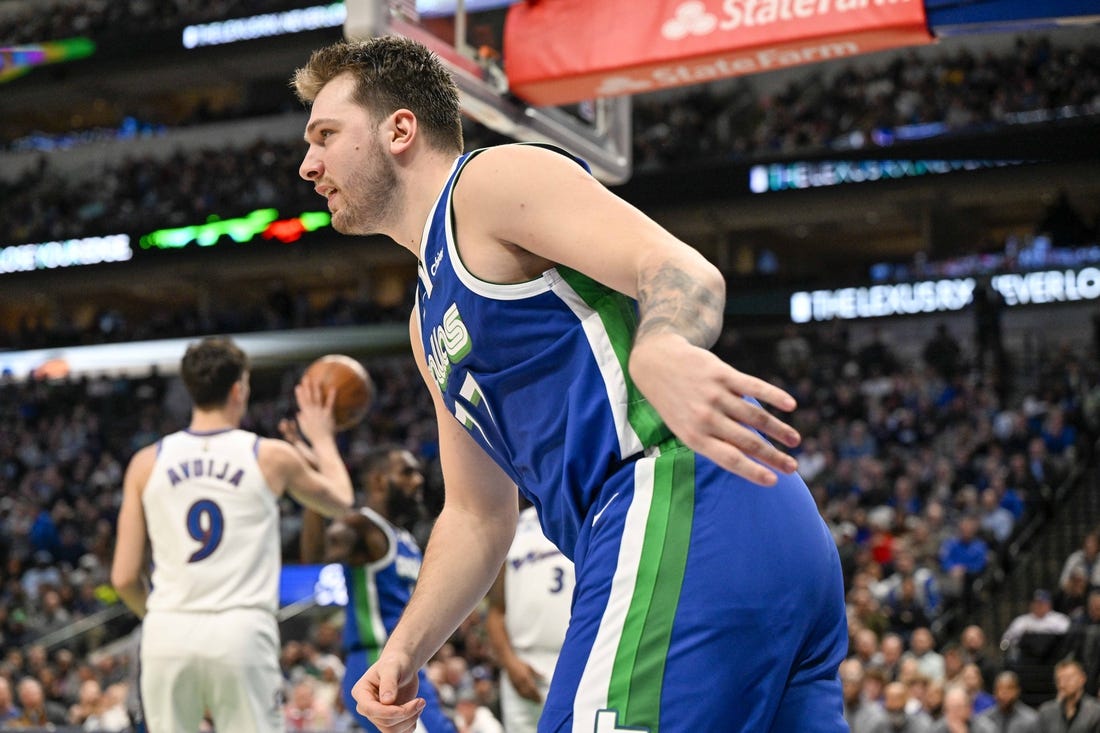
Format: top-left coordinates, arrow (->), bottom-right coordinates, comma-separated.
661,0 -> 917,38
662,1 -> 718,40
595,75 -> 654,96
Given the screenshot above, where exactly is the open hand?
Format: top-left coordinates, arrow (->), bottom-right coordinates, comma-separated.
629,333 -> 800,485
294,375 -> 337,444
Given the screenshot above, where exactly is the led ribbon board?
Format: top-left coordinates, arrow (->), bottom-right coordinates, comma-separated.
139,209 -> 331,249
0,38 -> 95,83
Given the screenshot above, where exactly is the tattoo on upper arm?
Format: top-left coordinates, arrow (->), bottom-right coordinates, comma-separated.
634,264 -> 723,348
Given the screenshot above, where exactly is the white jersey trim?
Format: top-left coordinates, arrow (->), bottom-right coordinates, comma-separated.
434,151 -> 555,301
547,271 -> 644,460
572,453 -> 657,731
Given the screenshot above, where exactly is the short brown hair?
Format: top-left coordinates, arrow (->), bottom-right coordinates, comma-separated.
180,337 -> 248,409
292,36 -> 463,154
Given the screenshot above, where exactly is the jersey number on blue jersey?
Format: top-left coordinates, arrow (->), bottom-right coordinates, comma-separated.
453,372 -> 499,449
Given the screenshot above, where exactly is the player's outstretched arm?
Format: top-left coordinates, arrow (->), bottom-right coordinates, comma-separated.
261,377 -> 354,517
110,445 -> 156,618
456,145 -> 800,485
352,313 -> 519,731
279,418 -> 328,564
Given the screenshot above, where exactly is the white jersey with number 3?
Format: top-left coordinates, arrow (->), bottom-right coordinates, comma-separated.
143,428 -> 279,614
505,507 -> 574,656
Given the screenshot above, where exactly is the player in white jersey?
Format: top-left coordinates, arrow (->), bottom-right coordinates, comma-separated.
487,504 -> 574,733
110,337 -> 355,733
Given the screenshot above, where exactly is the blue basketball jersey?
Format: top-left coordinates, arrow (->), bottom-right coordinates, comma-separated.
341,506 -> 421,658
415,146 -> 849,733
339,507 -> 455,733
415,146 -> 673,559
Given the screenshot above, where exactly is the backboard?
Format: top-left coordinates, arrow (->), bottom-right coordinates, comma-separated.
343,0 -> 633,185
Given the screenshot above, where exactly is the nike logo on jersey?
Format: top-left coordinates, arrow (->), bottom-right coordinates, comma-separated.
591,492 -> 620,527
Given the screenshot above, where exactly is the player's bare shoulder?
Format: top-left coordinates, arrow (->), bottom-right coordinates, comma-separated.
451,145 -> 575,282
124,442 -> 159,491
457,144 -> 587,204
254,437 -> 298,496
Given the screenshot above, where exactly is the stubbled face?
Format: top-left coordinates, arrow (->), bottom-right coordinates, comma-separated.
383,450 -> 425,529
299,73 -> 401,235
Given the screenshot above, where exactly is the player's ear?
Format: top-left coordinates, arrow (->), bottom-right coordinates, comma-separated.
387,109 -> 417,153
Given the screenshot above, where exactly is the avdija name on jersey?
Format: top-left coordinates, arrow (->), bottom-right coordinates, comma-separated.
165,457 -> 245,488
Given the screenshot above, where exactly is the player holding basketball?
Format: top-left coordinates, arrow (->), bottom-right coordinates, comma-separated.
294,36 -> 848,732
110,336 -> 355,733
284,431 -> 458,733
486,500 -> 575,733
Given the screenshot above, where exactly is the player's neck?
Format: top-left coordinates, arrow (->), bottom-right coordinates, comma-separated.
188,407 -> 240,433
391,150 -> 460,259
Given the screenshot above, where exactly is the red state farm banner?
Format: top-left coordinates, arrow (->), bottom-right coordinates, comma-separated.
504,0 -> 933,107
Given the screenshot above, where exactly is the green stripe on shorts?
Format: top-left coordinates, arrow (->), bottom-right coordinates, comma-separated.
607,448 -> 695,731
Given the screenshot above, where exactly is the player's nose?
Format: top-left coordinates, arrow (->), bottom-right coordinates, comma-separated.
299,149 -> 322,181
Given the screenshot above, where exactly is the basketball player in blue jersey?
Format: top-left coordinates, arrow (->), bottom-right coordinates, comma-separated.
111,337 -> 355,733
284,430 -> 457,733
293,37 -> 849,733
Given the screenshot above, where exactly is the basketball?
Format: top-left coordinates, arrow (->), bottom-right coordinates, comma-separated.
302,354 -> 373,431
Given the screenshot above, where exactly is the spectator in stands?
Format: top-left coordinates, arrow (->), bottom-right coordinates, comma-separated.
901,668 -> 934,719
67,678 -> 102,726
852,627 -> 883,669
924,679 -> 946,724
0,676 -> 20,722
1026,436 -> 1061,496
876,548 -> 942,618
284,677 -> 335,732
851,587 -> 891,639
905,628 -> 946,683
858,327 -> 899,377
939,515 -> 990,613
972,276 -> 1006,379
869,680 -> 933,733
776,324 -> 813,379
21,551 -> 61,600
933,683 -> 995,733
453,688 -> 505,733
841,658 -> 888,733
11,676 -> 68,727
82,681 -> 132,732
875,633 -> 906,682
1056,567 -> 1091,620
1001,589 -> 1072,651
1069,591 -> 1100,695
961,663 -> 995,716
1037,659 -> 1100,731
923,323 -> 964,382
941,644 -> 967,687
976,671 -> 1038,733
884,575 -> 934,642
959,625 -> 1000,695
978,487 -> 1015,546
1041,407 -> 1079,461
1061,532 -> 1100,590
